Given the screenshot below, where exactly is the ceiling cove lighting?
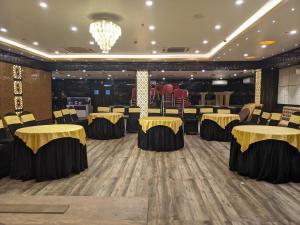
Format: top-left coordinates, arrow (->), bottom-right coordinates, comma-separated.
0,0 -> 282,60
89,20 -> 122,53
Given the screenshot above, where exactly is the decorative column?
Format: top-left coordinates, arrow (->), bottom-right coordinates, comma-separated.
255,69 -> 262,105
214,92 -> 222,106
136,71 -> 149,118
13,65 -> 23,114
223,91 -> 234,107
199,92 -> 208,105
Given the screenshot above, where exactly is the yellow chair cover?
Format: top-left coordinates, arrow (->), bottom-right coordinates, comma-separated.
184,108 -> 197,114
61,109 -> 71,115
21,114 -> 35,123
261,112 -> 271,119
201,113 -> 240,129
217,109 -> 231,114
88,113 -> 123,125
0,120 -> 3,129
4,115 -> 22,125
253,109 -> 262,115
129,108 -> 140,113
53,111 -> 63,118
113,108 -> 125,113
139,116 -> 182,134
165,109 -> 179,114
290,115 -> 300,124
232,125 -> 300,152
70,108 -> 77,115
200,108 -> 213,113
97,107 -> 110,113
148,108 -> 161,113
15,124 -> 86,154
270,113 -> 282,121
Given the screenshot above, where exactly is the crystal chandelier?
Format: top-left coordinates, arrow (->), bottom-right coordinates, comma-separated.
89,20 -> 122,53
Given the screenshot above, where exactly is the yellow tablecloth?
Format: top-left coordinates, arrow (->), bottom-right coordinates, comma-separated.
232,125 -> 300,152
139,116 -> 182,134
15,124 -> 86,154
88,113 -> 123,125
201,113 -> 240,129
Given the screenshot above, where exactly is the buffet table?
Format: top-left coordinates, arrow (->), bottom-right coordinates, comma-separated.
230,125 -> 300,183
138,117 -> 184,151
200,113 -> 240,141
87,113 -> 124,140
11,124 -> 88,181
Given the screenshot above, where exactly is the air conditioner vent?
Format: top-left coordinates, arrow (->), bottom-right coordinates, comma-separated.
64,47 -> 95,53
163,47 -> 189,53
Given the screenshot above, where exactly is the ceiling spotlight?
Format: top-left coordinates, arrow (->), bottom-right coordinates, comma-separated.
220,77 -> 223,80
71,26 -> 78,32
82,70 -> 86,73
152,50 -> 157,54
195,50 -> 200,53
234,73 -> 237,77
122,70 -> 126,72
203,40 -> 208,44
243,69 -> 247,72
80,77 -> 83,80
243,53 -> 249,57
39,2 -> 48,8
235,0 -> 244,5
151,41 -> 156,45
0,27 -> 7,33
291,8 -> 295,12
257,29 -> 261,33
202,69 -> 205,72
236,43 -> 240,47
108,74 -> 112,77
190,77 -> 194,80
190,74 -> 194,77
67,74 -> 71,77
89,41 -> 94,45
261,45 -> 267,48
54,51 -> 59,54
161,70 -> 165,73
162,77 -> 166,80
33,42 -> 39,46
289,30 -> 297,35
272,20 -> 276,24
215,25 -> 221,30
149,25 -> 155,30
145,1 -> 153,6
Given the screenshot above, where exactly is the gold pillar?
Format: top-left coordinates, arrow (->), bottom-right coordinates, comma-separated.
136,71 -> 149,117
255,69 -> 262,105
199,92 -> 208,105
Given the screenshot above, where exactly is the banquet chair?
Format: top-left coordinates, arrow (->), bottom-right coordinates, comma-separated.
288,112 -> 300,129
248,108 -> 262,124
238,108 -> 250,122
126,107 -> 140,133
53,110 -> 65,124
97,106 -> 110,113
217,108 -> 231,114
259,112 -> 271,125
3,112 -> 23,135
183,107 -> 199,134
20,111 -> 38,127
61,109 -> 74,123
70,108 -> 79,121
148,107 -> 161,116
269,113 -> 282,126
0,119 -> 13,178
199,107 -> 214,120
164,107 -> 180,117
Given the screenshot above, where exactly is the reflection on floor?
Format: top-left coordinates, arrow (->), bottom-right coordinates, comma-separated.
0,134 -> 300,225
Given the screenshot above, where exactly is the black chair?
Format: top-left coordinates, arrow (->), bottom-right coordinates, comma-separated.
165,107 -> 180,117
0,119 -> 13,178
126,107 -> 140,133
3,112 -> 23,135
53,110 -> 65,124
148,107 -> 161,116
288,112 -> 300,129
20,111 -> 38,127
183,107 -> 199,134
269,113 -> 282,126
68,108 -> 88,133
62,109 -> 73,123
248,108 -> 262,125
259,112 -> 271,125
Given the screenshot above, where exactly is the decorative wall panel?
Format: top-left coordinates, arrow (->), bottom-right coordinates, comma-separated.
12,65 -> 23,113
136,71 -> 149,117
255,69 -> 261,105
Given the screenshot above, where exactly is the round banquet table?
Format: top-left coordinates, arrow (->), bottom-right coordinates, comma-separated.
87,112 -> 124,140
230,125 -> 300,183
200,113 -> 240,142
138,116 -> 184,151
11,124 -> 88,181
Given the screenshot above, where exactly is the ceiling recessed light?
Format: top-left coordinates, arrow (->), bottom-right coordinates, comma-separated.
234,73 -> 237,77
89,41 -> 94,45
149,25 -> 155,30
122,69 -> 126,72
243,69 -> 247,72
235,0 -> 244,5
190,77 -> 194,80
261,45 -> 267,48
67,74 -> 71,77
0,28 -> 7,33
33,42 -> 39,46
215,25 -> 221,30
291,8 -> 295,12
195,50 -> 200,53
245,37 -> 249,40
202,70 -> 205,72
152,50 -> 157,54
161,70 -> 165,73
236,43 -> 240,47
39,2 -> 48,8
203,40 -> 208,44
190,74 -> 194,77
243,53 -> 249,57
151,41 -> 156,45
71,26 -> 78,32
257,29 -> 261,33
54,51 -> 59,54
289,30 -> 297,35
82,70 -> 86,73
145,1 -> 153,6
162,77 -> 165,80
272,20 -> 276,23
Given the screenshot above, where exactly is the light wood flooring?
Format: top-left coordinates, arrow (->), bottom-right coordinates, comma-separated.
0,134 -> 300,225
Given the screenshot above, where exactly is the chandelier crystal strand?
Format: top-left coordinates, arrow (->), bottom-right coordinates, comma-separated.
89,20 -> 122,53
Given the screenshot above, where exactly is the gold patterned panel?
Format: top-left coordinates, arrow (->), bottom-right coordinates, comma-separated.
13,81 -> 22,95
13,65 -> 22,80
14,96 -> 23,110
255,69 -> 261,105
136,71 -> 149,117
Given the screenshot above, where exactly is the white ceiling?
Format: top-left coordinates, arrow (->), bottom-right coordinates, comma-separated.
53,70 -> 255,80
0,0 -> 299,61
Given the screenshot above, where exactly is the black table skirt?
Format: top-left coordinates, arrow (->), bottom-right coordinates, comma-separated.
229,138 -> 300,183
200,119 -> 240,142
183,119 -> 199,135
0,143 -> 11,178
10,137 -> 88,182
138,125 -> 184,151
88,118 -> 125,140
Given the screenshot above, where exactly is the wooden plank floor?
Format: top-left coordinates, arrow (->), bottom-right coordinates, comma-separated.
0,134 -> 300,225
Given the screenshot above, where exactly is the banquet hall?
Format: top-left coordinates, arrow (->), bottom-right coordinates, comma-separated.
0,0 -> 300,224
